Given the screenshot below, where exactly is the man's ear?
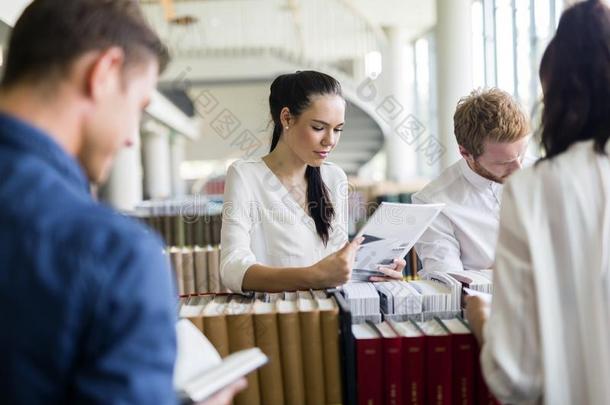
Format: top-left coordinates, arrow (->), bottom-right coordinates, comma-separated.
85,47 -> 125,101
459,145 -> 474,162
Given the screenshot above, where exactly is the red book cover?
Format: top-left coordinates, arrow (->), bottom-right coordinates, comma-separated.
389,320 -> 425,405
352,323 -> 383,405
474,344 -> 501,405
376,322 -> 403,405
441,318 -> 475,405
418,319 -> 452,405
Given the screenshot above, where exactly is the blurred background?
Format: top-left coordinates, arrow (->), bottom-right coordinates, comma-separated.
0,0 -> 572,217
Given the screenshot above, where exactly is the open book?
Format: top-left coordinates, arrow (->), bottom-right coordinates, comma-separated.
174,319 -> 268,403
351,202 -> 444,281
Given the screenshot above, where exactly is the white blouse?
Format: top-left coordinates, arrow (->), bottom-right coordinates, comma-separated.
482,140 -> 610,404
220,159 -> 349,293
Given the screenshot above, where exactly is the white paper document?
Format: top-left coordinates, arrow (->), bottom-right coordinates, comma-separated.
351,202 -> 444,280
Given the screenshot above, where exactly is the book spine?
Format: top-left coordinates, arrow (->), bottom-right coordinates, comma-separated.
382,335 -> 403,405
194,249 -> 209,294
356,336 -> 383,405
253,312 -> 285,405
320,307 -> 343,405
333,291 -> 357,405
299,310 -> 326,405
207,247 -> 221,293
426,335 -> 453,405
403,335 -> 425,405
170,249 -> 184,295
203,315 -> 230,358
227,313 -> 261,405
278,311 -> 306,405
474,343 -> 500,405
182,248 -> 195,295
452,334 -> 475,405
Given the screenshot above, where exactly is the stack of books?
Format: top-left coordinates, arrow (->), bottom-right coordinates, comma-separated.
178,292 -> 343,405
131,197 -> 223,247
351,318 -> 499,405
168,245 -> 228,295
342,278 -> 461,324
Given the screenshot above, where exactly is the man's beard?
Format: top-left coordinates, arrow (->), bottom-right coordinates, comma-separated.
470,159 -> 505,184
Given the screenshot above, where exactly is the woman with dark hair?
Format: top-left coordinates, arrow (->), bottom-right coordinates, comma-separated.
220,71 -> 405,293
466,1 -> 610,403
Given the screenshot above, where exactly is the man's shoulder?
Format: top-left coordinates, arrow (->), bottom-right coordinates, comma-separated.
413,160 -> 464,203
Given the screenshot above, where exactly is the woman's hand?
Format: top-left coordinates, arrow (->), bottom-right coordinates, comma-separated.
310,237 -> 364,287
369,258 -> 407,282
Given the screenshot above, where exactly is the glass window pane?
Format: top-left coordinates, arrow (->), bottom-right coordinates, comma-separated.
515,0 -> 532,109
495,0 -> 516,93
472,0 -> 485,88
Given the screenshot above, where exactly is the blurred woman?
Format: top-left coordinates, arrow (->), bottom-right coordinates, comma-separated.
466,1 -> 610,403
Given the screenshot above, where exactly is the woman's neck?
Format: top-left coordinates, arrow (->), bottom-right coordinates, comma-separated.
263,141 -> 308,184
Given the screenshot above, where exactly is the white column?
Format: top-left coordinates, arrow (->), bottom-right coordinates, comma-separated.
103,130 -> 143,211
141,127 -> 172,200
170,133 -> 186,196
381,26 -> 417,182
436,0 -> 473,168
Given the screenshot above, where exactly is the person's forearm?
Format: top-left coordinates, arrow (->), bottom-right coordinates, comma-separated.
241,264 -> 322,292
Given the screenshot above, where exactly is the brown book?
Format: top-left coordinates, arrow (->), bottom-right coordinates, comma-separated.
169,247 -> 184,295
317,296 -> 343,405
277,299 -> 306,405
212,214 -> 222,245
253,300 -> 285,405
202,296 -> 230,358
181,247 -> 196,295
207,246 -> 221,293
297,292 -> 326,405
226,297 -> 261,405
193,246 -> 209,294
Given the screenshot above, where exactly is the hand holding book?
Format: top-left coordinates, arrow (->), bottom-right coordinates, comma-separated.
193,378 -> 247,405
310,236 -> 364,287
368,258 -> 406,282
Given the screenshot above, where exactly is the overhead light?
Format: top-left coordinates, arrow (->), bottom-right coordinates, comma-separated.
365,51 -> 382,79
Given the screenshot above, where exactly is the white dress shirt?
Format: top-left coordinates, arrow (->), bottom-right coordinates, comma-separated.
482,140 -> 610,404
220,159 -> 349,293
413,158 -> 503,272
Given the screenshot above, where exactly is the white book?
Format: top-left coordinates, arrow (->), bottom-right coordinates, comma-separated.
351,202 -> 444,279
174,319 -> 268,402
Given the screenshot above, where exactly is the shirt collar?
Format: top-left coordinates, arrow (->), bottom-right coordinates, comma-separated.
458,158 -> 503,195
0,112 -> 90,194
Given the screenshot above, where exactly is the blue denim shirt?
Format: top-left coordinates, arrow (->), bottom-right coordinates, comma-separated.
0,113 -> 177,404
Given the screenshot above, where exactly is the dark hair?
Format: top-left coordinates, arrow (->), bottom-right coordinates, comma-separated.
1,0 -> 169,89
539,0 -> 610,160
269,70 -> 343,245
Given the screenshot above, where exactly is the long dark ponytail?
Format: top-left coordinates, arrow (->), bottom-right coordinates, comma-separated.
268,70 -> 343,245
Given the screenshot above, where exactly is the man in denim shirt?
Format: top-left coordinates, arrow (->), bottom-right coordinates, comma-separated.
0,1 -> 243,404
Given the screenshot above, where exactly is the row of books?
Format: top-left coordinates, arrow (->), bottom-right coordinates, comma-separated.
169,246 -> 229,295
342,271 -> 493,324
352,318 -> 499,405
138,214 -> 222,247
132,197 -> 223,247
178,291 -> 343,405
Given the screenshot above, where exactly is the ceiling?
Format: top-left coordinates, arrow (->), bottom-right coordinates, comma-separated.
141,0 -> 436,66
